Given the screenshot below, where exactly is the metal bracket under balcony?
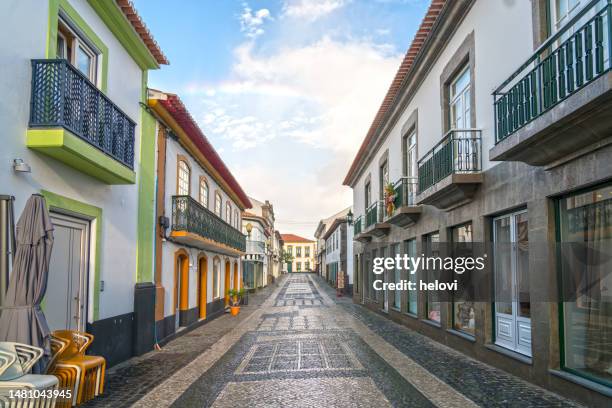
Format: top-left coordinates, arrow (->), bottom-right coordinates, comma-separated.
491,2 -> 612,166
416,130 -> 482,210
385,177 -> 421,228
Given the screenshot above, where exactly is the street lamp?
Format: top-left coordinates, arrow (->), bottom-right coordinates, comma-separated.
245,223 -> 253,238
347,210 -> 353,225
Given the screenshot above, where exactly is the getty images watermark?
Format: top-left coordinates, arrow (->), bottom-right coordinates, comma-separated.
371,253 -> 487,292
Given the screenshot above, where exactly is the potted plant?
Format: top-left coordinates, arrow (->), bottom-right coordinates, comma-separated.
384,183 -> 397,216
227,288 -> 245,316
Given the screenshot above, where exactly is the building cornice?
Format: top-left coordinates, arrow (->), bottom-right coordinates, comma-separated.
343,0 -> 475,187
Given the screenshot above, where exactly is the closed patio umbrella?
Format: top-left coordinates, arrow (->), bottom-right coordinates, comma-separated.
0,194 -> 54,373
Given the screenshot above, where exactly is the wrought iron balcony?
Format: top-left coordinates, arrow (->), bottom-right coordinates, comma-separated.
385,177 -> 421,228
417,129 -> 482,209
246,239 -> 266,254
353,215 -> 363,236
172,195 -> 246,253
29,59 -> 135,169
365,201 -> 382,228
491,1 -> 612,165
393,176 -> 417,208
364,200 -> 389,237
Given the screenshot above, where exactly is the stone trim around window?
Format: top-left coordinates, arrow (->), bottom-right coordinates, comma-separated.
439,31 -> 475,133
401,109 -> 418,177
532,0 -> 549,48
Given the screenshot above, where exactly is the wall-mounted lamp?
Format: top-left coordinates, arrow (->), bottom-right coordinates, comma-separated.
347,210 -> 353,225
13,159 -> 31,173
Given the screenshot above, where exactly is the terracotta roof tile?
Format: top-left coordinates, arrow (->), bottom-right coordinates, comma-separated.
281,234 -> 314,243
158,94 -> 252,209
116,0 -> 169,65
342,0 -> 446,185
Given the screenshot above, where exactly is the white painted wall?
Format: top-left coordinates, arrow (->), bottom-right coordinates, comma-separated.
164,137 -> 242,228
352,0 -> 534,217
0,0 -> 148,321
347,219 -> 354,285
160,134 -> 242,317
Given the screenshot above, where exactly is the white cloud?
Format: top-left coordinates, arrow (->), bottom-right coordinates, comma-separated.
181,7 -> 405,235
232,162 -> 352,238
240,4 -> 272,38
213,38 -> 401,153
282,0 -> 350,21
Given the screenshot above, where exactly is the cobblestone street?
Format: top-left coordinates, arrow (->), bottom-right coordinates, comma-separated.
89,274 -> 584,407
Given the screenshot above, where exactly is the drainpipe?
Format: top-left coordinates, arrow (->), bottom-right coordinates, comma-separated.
0,195 -> 15,306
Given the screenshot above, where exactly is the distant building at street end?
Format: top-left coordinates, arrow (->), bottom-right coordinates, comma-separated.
281,234 -> 316,273
242,197 -> 279,290
314,207 -> 353,294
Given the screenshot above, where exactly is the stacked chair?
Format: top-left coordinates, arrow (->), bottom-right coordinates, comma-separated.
47,331 -> 105,407
0,341 -> 59,408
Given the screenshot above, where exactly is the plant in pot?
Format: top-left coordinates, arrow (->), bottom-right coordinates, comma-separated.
227,288 -> 245,316
384,183 -> 397,216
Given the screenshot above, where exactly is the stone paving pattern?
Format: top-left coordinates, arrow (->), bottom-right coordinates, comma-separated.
84,274 -> 583,407
81,284 -> 277,407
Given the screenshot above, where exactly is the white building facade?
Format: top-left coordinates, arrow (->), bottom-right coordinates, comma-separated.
148,91 -> 250,342
344,0 -> 612,405
0,0 -> 168,366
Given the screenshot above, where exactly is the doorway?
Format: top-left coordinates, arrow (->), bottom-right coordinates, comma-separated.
198,256 -> 207,319
224,260 -> 231,306
233,261 -> 239,290
175,251 -> 189,330
493,210 -> 531,356
45,212 -> 90,331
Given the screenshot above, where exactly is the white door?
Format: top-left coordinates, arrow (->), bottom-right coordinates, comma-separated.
45,212 -> 90,331
494,211 -> 532,356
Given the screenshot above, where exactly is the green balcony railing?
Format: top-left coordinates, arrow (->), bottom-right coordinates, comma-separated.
365,201 -> 383,228
392,176 -> 418,209
353,215 -> 363,235
172,195 -> 246,252
418,129 -> 482,193
494,0 -> 612,143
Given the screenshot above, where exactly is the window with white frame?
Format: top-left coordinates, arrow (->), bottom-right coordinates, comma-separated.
449,66 -> 471,130
215,192 -> 222,217
199,178 -> 208,207
225,202 -> 232,224
57,17 -> 99,84
177,160 -> 190,196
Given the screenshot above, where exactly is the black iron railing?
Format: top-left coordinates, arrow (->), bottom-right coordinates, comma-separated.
29,59 -> 136,169
172,195 -> 246,252
493,1 -> 612,143
418,129 -> 482,192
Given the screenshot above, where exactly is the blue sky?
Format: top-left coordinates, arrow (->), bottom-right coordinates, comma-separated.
133,0 -> 429,238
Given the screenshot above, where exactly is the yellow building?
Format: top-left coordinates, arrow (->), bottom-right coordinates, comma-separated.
281,234 -> 316,273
